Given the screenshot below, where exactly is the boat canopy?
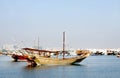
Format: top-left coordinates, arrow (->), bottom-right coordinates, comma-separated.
22,48 -> 59,53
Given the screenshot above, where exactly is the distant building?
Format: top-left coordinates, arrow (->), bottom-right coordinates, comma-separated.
87,48 -> 120,55
2,44 -> 19,50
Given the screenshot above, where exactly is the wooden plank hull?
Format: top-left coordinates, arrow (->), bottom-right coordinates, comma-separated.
12,54 -> 28,62
34,56 -> 86,65
27,52 -> 90,66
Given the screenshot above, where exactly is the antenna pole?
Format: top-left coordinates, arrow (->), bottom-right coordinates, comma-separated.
63,31 -> 65,59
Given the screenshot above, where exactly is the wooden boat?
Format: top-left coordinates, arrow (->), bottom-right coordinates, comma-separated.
76,50 -> 90,55
11,50 -> 30,62
0,52 -> 3,55
23,32 -> 90,66
12,54 -> 28,62
117,54 -> 120,58
23,48 -> 90,66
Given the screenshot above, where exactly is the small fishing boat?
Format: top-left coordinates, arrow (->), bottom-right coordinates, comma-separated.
76,50 -> 90,55
117,54 -> 120,58
0,52 -> 2,55
11,50 -> 29,62
23,32 -> 91,66
12,53 -> 28,62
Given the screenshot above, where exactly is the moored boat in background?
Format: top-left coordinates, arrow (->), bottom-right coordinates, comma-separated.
0,52 -> 3,55
12,54 -> 28,62
11,50 -> 30,62
117,54 -> 120,58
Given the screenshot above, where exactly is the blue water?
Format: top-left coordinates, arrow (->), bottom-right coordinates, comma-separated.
0,55 -> 120,78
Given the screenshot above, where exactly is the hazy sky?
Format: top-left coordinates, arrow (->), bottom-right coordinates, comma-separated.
0,0 -> 120,49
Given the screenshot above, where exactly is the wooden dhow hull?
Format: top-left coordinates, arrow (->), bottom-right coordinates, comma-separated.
12,54 -> 28,62
27,52 -> 90,66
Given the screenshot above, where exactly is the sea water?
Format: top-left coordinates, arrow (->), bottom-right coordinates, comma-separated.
0,55 -> 120,78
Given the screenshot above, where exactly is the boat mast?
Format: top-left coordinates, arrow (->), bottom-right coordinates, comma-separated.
63,31 -> 65,59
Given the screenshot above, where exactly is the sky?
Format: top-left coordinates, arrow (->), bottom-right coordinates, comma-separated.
0,0 -> 120,49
